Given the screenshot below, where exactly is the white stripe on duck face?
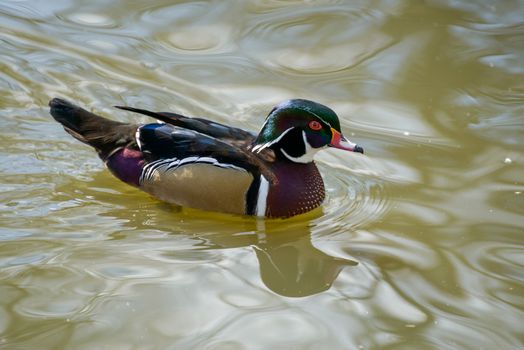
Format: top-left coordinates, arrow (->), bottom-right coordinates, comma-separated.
252,127 -> 294,153
139,156 -> 247,184
306,110 -> 332,129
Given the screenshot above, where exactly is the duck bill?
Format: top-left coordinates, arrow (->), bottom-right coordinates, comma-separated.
329,128 -> 364,154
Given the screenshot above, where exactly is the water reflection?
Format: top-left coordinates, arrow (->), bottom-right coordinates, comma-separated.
1,0 -> 523,348
209,222 -> 357,297
87,177 -> 359,297
253,234 -> 356,297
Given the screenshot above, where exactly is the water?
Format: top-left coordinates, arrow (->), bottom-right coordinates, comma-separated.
1,1 -> 523,349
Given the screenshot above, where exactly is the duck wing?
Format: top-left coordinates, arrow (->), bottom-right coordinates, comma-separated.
135,123 -> 274,215
115,106 -> 256,145
137,123 -> 273,181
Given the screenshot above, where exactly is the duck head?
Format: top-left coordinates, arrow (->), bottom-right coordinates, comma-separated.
252,99 -> 363,163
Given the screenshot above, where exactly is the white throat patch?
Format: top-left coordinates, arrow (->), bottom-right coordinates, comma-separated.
280,130 -> 320,163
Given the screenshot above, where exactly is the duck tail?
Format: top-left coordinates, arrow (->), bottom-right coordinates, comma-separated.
49,98 -> 137,160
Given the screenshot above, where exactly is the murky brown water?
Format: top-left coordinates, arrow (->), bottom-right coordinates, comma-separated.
1,1 -> 523,349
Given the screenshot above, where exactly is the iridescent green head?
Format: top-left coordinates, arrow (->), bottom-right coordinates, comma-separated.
252,99 -> 363,163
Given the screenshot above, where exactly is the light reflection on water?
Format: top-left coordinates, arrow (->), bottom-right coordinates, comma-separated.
0,0 -> 523,349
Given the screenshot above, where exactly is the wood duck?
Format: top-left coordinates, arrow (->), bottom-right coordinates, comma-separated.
49,98 -> 363,218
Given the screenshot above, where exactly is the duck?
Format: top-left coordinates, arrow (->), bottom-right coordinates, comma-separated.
49,98 -> 363,218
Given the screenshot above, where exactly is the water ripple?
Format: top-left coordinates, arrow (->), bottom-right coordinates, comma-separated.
0,1 -> 523,349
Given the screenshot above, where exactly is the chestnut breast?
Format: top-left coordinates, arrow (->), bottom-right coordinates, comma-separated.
265,162 -> 325,218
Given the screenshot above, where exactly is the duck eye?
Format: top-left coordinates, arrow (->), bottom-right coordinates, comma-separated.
308,120 -> 322,131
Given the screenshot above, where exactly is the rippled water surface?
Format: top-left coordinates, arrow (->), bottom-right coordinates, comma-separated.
1,1 -> 523,349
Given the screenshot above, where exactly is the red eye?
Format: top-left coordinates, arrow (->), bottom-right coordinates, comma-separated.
309,120 -> 322,131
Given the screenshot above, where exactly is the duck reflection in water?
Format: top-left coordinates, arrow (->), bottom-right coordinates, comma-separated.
251,226 -> 358,297
155,212 -> 356,297
60,172 -> 358,297
168,214 -> 358,297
